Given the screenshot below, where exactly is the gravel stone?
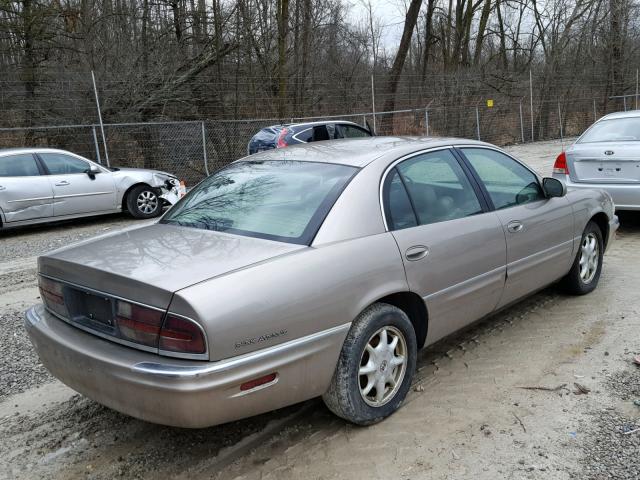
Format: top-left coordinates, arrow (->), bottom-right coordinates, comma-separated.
0,310 -> 53,399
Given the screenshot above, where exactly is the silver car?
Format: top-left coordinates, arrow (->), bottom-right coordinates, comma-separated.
0,148 -> 180,228
552,110 -> 640,210
25,137 -> 618,428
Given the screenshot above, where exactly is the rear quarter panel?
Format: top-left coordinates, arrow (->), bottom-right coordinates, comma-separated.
565,188 -> 614,247
169,232 -> 408,362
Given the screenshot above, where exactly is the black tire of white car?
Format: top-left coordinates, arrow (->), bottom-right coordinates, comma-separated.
560,221 -> 604,295
127,184 -> 162,219
323,303 -> 417,425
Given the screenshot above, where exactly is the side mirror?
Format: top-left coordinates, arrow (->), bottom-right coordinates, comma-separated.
542,177 -> 567,198
86,165 -> 101,179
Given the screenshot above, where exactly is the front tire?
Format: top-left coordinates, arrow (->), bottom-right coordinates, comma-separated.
559,221 -> 603,295
322,303 -> 417,425
127,185 -> 162,219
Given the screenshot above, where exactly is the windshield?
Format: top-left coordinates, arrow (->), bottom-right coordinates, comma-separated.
579,117 -> 640,143
161,160 -> 357,244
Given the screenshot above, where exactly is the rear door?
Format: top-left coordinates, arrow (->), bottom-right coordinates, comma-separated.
384,148 -> 507,344
459,147 -> 574,308
38,152 -> 117,217
0,153 -> 53,223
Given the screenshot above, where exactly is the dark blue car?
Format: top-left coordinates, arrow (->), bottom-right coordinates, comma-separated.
247,120 -> 373,155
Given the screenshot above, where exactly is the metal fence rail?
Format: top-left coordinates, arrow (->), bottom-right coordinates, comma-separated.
0,97 -> 628,185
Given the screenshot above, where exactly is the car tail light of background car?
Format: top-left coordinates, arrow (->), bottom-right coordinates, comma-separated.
553,152 -> 569,174
277,128 -> 289,148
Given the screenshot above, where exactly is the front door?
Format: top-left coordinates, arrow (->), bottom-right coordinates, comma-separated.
459,147 -> 575,307
0,153 -> 53,223
38,152 -> 117,217
383,148 -> 507,344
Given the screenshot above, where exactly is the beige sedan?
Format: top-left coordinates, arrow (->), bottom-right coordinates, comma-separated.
25,137 -> 618,428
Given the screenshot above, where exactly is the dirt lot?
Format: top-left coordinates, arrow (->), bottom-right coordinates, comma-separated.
2,139 -> 640,480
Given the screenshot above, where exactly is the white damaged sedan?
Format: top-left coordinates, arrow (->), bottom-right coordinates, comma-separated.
0,148 -> 180,228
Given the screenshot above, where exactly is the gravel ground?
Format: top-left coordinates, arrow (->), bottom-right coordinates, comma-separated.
0,310 -> 52,400
582,366 -> 640,480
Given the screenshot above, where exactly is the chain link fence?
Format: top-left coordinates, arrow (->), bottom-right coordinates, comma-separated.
0,97 -> 630,185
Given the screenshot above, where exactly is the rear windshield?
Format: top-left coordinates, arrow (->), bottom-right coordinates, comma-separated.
579,117 -> 640,143
161,161 -> 357,244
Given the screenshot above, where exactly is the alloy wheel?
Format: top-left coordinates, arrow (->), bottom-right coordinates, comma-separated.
137,190 -> 158,215
358,326 -> 408,407
579,232 -> 599,284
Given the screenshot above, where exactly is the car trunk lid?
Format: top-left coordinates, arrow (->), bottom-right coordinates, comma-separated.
568,142 -> 640,184
38,223 -> 305,310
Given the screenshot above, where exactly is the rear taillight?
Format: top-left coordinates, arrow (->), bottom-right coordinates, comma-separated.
159,314 -> 206,355
115,300 -> 164,348
276,128 -> 289,148
553,152 -> 569,174
39,277 -> 68,317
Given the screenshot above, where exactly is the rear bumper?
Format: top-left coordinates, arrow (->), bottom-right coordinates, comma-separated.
25,305 -> 347,428
554,174 -> 640,210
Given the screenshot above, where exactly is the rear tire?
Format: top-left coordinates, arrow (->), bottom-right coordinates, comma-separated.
126,185 -> 162,219
559,221 -> 603,295
322,303 -> 417,425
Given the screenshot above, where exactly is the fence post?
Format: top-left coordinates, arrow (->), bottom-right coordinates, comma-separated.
558,102 -> 564,149
529,69 -> 535,142
475,106 -> 480,140
593,99 -> 597,123
425,109 -> 429,136
91,71 -> 110,167
623,96 -> 627,111
371,74 -> 377,134
91,126 -> 102,164
201,121 -> 210,176
519,101 -> 525,143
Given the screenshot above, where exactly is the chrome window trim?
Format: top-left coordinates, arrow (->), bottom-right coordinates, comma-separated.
378,145 -> 457,232
39,274 -> 209,360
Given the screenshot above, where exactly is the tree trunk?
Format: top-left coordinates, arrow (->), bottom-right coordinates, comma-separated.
381,0 -> 423,133
277,0 -> 290,119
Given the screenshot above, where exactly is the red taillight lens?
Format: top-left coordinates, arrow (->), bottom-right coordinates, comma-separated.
276,128 -> 289,148
39,277 -> 68,317
159,314 -> 206,355
553,152 -> 568,174
115,300 -> 164,348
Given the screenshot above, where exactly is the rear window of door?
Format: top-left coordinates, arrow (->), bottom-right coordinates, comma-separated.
39,153 -> 90,175
0,154 -> 41,177
461,148 -> 544,210
384,149 -> 483,228
336,124 -> 370,138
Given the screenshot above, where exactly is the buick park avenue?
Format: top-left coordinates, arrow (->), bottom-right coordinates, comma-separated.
25,137 -> 618,428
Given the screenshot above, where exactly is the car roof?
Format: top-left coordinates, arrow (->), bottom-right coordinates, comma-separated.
241,136 -> 493,167
264,120 -> 366,130
598,110 -> 640,121
0,147 -> 74,157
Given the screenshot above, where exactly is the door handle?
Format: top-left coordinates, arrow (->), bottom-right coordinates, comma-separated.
507,221 -> 523,233
405,245 -> 429,261
55,181 -> 70,186
0,185 -> 5,191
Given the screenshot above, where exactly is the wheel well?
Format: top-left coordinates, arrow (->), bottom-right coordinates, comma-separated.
121,183 -> 152,211
377,292 -> 428,348
590,212 -> 610,249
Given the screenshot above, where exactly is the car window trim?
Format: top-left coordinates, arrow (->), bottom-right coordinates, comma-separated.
0,152 -> 43,177
454,145 -> 547,210
379,146 -> 490,232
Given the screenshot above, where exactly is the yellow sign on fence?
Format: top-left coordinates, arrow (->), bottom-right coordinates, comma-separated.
487,99 -> 494,108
